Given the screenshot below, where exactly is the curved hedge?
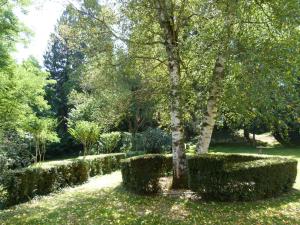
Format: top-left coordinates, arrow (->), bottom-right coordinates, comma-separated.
121,153 -> 297,201
121,154 -> 172,194
188,154 -> 297,201
1,153 -> 125,207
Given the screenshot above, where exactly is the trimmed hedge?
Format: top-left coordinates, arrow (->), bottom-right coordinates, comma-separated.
1,153 -> 125,207
121,154 -> 172,194
121,153 -> 297,201
188,154 -> 297,201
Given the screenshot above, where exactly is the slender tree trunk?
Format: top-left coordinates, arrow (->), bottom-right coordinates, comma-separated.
39,146 -> 42,162
244,129 -> 251,143
252,133 -> 256,145
42,142 -> 46,161
196,1 -> 236,154
155,0 -> 187,188
197,55 -> 225,154
83,143 -> 86,156
35,140 -> 38,163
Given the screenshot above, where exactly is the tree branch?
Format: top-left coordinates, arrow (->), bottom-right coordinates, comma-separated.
69,1 -> 164,46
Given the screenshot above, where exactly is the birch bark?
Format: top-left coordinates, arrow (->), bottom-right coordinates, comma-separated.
154,0 -> 187,187
197,55 -> 225,154
197,2 -> 235,154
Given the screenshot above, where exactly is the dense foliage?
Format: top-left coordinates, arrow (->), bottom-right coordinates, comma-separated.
68,121 -> 100,155
98,128 -> 171,154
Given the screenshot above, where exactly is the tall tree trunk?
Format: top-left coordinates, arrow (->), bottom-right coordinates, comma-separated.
155,0 -> 187,188
197,55 -> 225,154
196,2 -> 236,154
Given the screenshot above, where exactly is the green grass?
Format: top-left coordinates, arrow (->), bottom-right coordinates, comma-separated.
0,146 -> 299,225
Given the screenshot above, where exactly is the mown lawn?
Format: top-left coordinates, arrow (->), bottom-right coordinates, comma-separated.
0,146 -> 300,225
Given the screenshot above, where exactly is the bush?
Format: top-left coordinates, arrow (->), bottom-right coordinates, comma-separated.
98,132 -> 122,153
120,132 -> 133,152
0,155 -> 7,176
98,128 -> 171,154
69,121 -> 100,156
133,128 -> 171,153
188,154 -> 297,201
1,153 -> 125,207
273,122 -> 300,146
121,154 -> 172,194
0,132 -> 34,169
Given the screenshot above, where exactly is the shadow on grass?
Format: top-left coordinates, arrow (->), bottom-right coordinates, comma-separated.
1,183 -> 300,225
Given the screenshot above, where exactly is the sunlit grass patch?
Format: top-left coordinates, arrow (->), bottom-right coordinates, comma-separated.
1,147 -> 300,224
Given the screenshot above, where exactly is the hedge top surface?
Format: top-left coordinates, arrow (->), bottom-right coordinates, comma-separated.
121,153 -> 172,163
30,153 -> 125,169
226,157 -> 298,171
188,153 -> 297,170
122,152 -> 295,166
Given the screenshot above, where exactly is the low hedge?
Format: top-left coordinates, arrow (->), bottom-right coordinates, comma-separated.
121,154 -> 172,194
1,153 -> 125,207
121,153 -> 297,201
188,154 -> 297,201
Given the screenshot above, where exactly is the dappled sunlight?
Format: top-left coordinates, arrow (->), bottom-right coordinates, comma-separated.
1,0 -> 300,224
1,171 -> 300,224
67,171 -> 122,193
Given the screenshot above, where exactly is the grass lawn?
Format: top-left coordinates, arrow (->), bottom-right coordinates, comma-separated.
0,146 -> 300,225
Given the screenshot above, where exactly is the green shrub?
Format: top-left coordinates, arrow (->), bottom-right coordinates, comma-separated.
120,132 -> 133,152
273,122 -> 300,146
69,121 -> 100,156
121,154 -> 172,194
0,136 -> 34,170
99,132 -> 122,153
97,129 -> 171,154
188,154 -> 297,201
133,128 -> 171,153
1,153 -> 125,207
0,155 -> 7,176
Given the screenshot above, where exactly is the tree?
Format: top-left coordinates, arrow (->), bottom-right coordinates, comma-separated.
152,0 -> 188,187
44,6 -> 85,151
0,58 -> 53,134
25,117 -> 59,162
68,121 -> 100,156
0,0 -> 26,68
0,1 -> 61,166
196,0 -> 300,153
60,0 -> 189,187
0,58 -> 58,163
64,0 -> 300,186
